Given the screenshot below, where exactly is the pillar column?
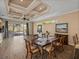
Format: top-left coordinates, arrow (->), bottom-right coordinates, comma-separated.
26,23 -> 29,35
4,21 -> 8,38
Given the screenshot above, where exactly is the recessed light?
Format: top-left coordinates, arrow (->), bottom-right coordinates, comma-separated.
39,7 -> 42,10
20,0 -> 23,2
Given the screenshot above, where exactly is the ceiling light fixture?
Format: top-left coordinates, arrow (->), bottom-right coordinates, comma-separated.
39,7 -> 42,10
20,0 -> 23,2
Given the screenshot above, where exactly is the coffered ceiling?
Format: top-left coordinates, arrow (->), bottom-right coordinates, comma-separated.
33,3 -> 47,13
0,0 -> 79,22
7,0 -> 48,21
9,0 -> 33,8
9,8 -> 22,17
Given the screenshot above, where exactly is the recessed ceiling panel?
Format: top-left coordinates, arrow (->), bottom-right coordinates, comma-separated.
33,3 -> 47,13
8,8 -> 22,19
9,8 -> 22,16
26,11 -> 38,18
9,0 -> 33,8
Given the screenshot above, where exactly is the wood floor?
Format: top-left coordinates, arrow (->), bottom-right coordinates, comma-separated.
0,35 -> 74,59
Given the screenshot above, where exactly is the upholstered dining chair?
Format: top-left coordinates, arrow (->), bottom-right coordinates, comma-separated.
25,40 -> 40,59
43,41 -> 57,59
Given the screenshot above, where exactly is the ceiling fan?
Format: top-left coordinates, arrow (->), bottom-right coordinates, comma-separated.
21,15 -> 30,21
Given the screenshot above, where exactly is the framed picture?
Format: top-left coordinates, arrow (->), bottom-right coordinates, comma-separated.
55,23 -> 68,33
37,25 -> 42,33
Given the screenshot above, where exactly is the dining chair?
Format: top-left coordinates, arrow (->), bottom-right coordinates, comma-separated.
73,34 -> 79,46
53,36 -> 65,51
42,33 -> 45,38
72,35 -> 78,59
73,36 -> 77,46
33,34 -> 38,39
75,34 -> 79,43
43,41 -> 57,59
25,40 -> 40,59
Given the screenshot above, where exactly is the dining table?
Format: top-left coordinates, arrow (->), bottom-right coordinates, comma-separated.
35,37 -> 56,46
25,35 -> 57,59
34,36 -> 57,59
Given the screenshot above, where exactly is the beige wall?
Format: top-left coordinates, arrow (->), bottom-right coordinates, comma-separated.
33,22 -> 55,36
33,11 -> 79,45
56,11 -> 79,45
43,23 -> 55,35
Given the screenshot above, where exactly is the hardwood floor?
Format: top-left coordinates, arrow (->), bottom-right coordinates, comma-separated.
0,36 -> 26,59
0,35 -> 74,59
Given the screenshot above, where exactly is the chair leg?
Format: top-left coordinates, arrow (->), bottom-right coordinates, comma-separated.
27,53 -> 32,59
26,51 -> 28,59
62,46 -> 64,51
60,46 -> 64,52
53,51 -> 57,58
30,53 -> 32,59
48,52 -> 52,59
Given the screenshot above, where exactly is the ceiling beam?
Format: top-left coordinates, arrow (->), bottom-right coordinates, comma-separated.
9,0 -> 41,15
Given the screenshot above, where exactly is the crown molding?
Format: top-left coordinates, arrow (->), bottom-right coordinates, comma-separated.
59,9 -> 79,16
32,9 -> 79,22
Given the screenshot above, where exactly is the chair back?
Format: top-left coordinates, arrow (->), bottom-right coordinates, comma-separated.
73,36 -> 77,46
42,33 -> 45,38
49,40 -> 55,51
25,40 -> 32,53
73,34 -> 79,46
33,34 -> 38,39
59,36 -> 65,45
75,34 -> 78,42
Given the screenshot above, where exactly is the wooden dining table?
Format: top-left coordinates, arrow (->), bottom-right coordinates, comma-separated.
25,36 -> 57,59
35,37 -> 56,46
34,37 -> 57,59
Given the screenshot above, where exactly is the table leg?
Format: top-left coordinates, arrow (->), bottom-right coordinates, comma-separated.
39,47 -> 43,59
